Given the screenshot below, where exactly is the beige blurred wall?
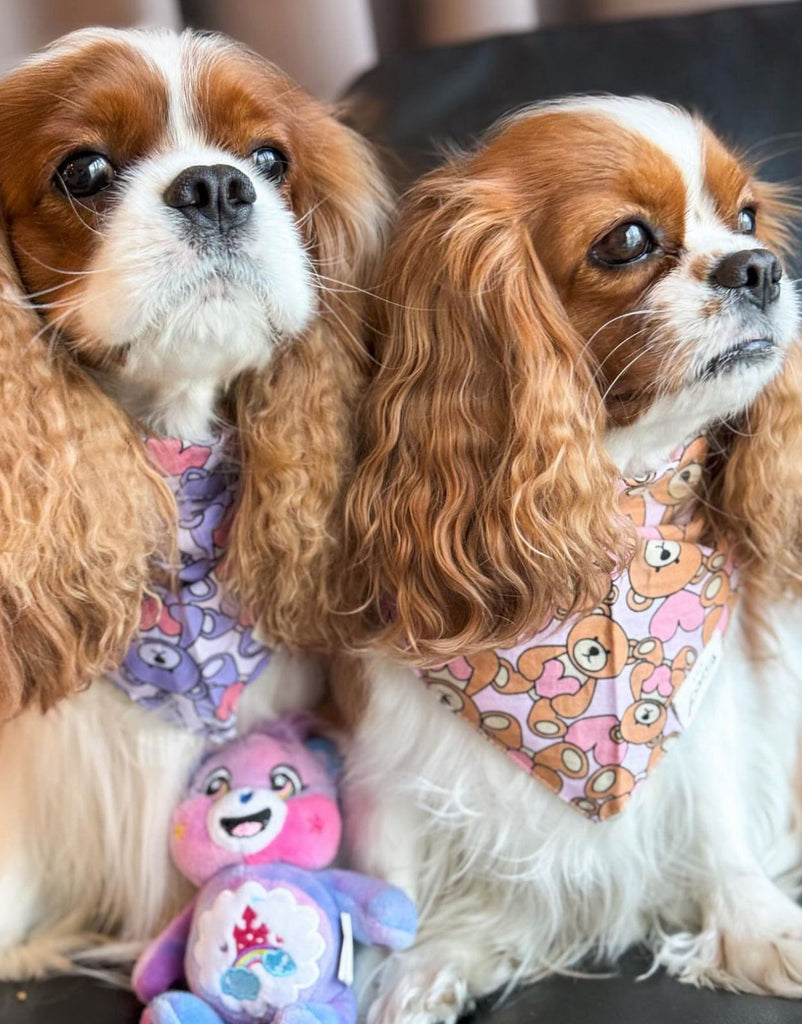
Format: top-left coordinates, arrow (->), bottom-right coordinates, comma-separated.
538,0 -> 796,23
188,0 -> 378,103
0,0 -> 180,73
1,0 -> 796,97
413,0 -> 539,44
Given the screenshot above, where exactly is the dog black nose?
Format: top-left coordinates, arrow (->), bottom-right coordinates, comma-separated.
709,249 -> 782,310
163,164 -> 256,233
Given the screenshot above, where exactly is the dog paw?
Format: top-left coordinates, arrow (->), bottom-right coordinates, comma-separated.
366,958 -> 474,1024
656,883 -> 802,998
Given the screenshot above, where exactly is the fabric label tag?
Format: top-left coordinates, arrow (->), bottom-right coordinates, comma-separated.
338,912 -> 354,985
672,631 -> 723,728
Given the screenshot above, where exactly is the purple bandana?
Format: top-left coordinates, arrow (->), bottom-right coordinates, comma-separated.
107,432 -> 270,740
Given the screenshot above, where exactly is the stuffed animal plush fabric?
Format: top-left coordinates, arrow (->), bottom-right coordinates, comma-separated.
133,718 -> 417,1024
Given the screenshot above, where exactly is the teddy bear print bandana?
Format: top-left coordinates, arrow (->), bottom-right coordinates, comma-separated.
419,437 -> 738,822
106,432 -> 270,739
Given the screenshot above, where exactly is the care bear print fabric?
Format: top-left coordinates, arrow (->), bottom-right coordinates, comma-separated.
420,437 -> 738,822
107,432 -> 270,739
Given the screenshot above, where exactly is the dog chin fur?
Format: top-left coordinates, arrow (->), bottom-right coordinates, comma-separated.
342,607 -> 802,1022
78,144 -> 314,439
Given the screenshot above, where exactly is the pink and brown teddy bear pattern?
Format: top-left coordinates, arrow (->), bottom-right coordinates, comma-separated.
420,438 -> 738,822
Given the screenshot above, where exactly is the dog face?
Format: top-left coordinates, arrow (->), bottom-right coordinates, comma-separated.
345,96 -> 802,658
487,99 -> 798,451
0,28 -> 386,438
0,28 -> 390,676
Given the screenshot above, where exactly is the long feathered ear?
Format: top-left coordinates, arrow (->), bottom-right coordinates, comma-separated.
705,182 -> 802,615
0,232 -> 173,718
344,167 -> 629,661
707,342 -> 802,611
225,112 -> 391,650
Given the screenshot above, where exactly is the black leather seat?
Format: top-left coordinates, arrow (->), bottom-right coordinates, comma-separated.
2,2 -> 801,1020
2,946 -> 798,1022
345,0 -> 802,207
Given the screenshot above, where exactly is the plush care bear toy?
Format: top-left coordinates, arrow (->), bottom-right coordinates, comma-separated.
133,718 -> 417,1024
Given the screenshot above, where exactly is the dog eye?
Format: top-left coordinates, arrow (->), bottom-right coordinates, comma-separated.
251,146 -> 289,185
54,151 -> 115,198
203,767 -> 231,797
270,764 -> 302,797
590,222 -> 655,267
737,207 -> 756,234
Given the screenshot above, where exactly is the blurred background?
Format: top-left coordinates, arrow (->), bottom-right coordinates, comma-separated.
1,0 -> 797,99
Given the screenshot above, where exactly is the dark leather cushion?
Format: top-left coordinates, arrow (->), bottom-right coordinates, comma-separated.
345,1 -> 802,212
0,976 -> 141,1023
2,947 -> 800,1022
477,948 -> 800,1023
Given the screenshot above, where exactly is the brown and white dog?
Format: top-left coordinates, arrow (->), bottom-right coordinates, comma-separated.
0,27 -> 388,976
336,97 -> 802,1020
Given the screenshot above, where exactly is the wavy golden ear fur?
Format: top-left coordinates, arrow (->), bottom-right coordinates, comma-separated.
0,234 -> 172,718
707,343 -> 802,618
705,179 -> 802,618
343,165 -> 629,661
226,105 -> 391,650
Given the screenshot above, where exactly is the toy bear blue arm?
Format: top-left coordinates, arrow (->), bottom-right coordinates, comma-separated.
322,869 -> 417,951
132,898 -> 196,1003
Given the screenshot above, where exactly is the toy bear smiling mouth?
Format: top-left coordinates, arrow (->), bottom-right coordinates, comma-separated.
220,807 -> 273,839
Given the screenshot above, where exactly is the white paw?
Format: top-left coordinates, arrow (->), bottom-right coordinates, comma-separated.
366,957 -> 474,1024
656,882 -> 802,998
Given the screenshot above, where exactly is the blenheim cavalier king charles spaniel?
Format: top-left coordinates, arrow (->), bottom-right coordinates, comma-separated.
0,28 -> 388,977
336,97 -> 802,1021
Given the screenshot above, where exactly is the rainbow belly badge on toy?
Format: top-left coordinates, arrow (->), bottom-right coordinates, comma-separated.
187,869 -> 337,1020
106,431 -> 270,740
220,896 -> 313,991
224,897 -> 308,987
419,437 -> 739,822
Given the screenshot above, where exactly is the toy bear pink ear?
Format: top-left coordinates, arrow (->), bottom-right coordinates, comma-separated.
250,713 -> 343,780
250,710 -> 316,743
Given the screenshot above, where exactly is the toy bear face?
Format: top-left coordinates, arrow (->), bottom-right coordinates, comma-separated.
170,727 -> 342,886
